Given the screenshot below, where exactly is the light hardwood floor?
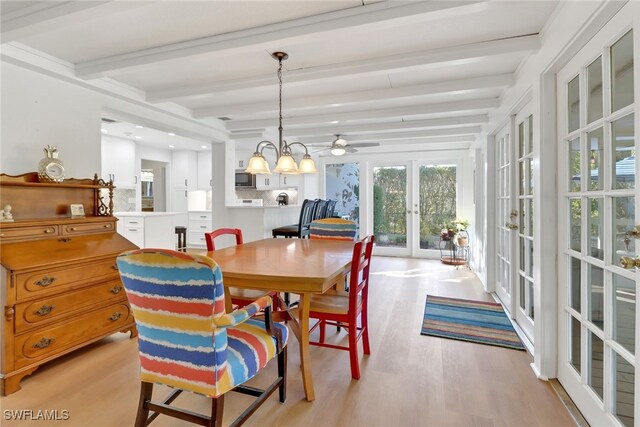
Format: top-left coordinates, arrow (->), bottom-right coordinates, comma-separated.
0,257 -> 576,426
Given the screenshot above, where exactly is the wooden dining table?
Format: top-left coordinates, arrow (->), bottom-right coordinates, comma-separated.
205,237 -> 355,402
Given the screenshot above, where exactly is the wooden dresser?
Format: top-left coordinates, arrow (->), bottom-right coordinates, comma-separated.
0,172 -> 138,395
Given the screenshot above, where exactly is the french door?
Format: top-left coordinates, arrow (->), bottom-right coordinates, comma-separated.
557,5 -> 638,426
371,160 -> 461,258
493,105 -> 536,343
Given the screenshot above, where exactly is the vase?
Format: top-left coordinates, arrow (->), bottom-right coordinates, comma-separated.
457,236 -> 468,246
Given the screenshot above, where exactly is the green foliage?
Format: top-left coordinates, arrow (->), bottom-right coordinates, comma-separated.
373,184 -> 384,235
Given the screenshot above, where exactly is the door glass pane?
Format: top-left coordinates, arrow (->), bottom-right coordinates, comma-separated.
325,163 -> 360,229
373,166 -> 407,248
519,122 -> 525,158
588,127 -> 604,191
519,275 -> 525,309
519,198 -> 525,230
527,115 -> 533,154
569,257 -> 581,312
525,159 -> 532,195
589,331 -> 604,401
570,198 -> 581,252
611,30 -> 634,113
568,75 -> 580,133
613,196 -> 636,266
587,56 -> 603,123
528,157 -> 533,195
570,315 -> 582,374
612,114 -> 635,190
419,165 -> 457,249
614,353 -> 635,427
519,161 -> 525,195
569,137 -> 581,192
588,197 -> 603,260
613,273 -> 636,355
589,264 -> 604,331
528,279 -> 534,319
528,199 -> 534,237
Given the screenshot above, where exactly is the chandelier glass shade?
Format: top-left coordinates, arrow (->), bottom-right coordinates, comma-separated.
245,52 -> 317,175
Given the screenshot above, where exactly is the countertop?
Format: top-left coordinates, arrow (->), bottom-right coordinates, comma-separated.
113,211 -> 183,217
226,205 -> 301,209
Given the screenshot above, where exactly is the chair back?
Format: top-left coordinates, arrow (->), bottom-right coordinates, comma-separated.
348,235 -> 375,312
205,228 -> 243,251
310,218 -> 357,241
313,199 -> 328,220
298,199 -> 317,237
116,249 -> 229,397
325,200 -> 338,218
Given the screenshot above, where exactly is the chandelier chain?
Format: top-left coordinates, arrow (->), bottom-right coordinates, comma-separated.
277,57 -> 284,155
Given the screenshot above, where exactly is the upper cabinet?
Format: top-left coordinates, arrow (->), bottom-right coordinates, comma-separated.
101,136 -> 137,188
197,151 -> 212,189
172,150 -> 197,190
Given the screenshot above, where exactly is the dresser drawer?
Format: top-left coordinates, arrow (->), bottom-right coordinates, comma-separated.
124,217 -> 144,227
188,220 -> 211,233
14,303 -> 132,368
62,220 -> 116,236
189,212 -> 212,221
16,258 -> 120,300
0,225 -> 58,242
15,279 -> 127,333
188,231 -> 207,246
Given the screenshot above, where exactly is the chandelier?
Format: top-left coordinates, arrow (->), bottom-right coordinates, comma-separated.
245,52 -> 317,175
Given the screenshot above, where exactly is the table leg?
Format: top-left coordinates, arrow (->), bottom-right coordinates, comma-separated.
298,293 -> 315,401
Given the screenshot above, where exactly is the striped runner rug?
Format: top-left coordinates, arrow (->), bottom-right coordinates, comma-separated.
421,295 -> 525,350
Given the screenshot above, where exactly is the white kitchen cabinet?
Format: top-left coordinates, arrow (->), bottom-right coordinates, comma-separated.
279,174 -> 300,188
115,213 -> 176,249
197,151 -> 212,189
172,150 -> 197,190
187,211 -> 212,248
172,188 -> 189,214
101,136 -> 137,188
255,174 -> 279,190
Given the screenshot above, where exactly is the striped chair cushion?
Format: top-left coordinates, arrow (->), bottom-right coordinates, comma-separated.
309,218 -> 357,240
117,249 -> 288,398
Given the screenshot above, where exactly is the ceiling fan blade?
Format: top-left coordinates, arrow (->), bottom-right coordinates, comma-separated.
313,147 -> 331,153
345,147 -> 358,153
348,142 -> 380,148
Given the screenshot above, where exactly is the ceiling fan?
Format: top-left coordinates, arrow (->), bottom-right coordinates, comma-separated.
315,136 -> 380,156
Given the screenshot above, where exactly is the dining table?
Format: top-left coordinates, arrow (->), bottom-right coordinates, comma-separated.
205,237 -> 355,402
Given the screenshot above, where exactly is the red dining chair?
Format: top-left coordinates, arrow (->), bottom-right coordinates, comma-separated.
308,235 -> 375,379
206,228 -> 282,311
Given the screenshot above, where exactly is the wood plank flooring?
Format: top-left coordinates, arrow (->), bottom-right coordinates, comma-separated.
0,257 -> 576,426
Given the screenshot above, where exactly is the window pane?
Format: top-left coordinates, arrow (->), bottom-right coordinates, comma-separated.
569,137 -> 581,192
419,165 -> 457,250
613,196 -> 636,267
614,354 -> 635,427
528,199 -> 533,237
611,30 -> 634,113
612,114 -> 635,190
569,257 -> 581,312
568,75 -> 580,133
613,273 -> 635,355
588,264 -> 604,331
570,198 -> 581,252
589,332 -> 604,401
588,197 -> 603,260
527,115 -> 533,154
587,56 -> 603,123
325,163 -> 360,232
588,127 -> 604,191
570,315 -> 581,374
374,166 -> 407,248
519,121 -> 525,158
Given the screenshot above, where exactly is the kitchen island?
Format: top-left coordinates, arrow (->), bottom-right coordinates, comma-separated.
225,205 -> 301,242
114,212 -> 178,249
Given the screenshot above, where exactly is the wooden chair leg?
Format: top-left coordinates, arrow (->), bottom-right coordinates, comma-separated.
348,320 -> 361,380
135,382 -> 153,427
208,395 -> 224,427
278,347 -> 287,403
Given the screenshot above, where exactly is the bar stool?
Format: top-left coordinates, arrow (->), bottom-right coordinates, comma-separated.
175,226 -> 187,252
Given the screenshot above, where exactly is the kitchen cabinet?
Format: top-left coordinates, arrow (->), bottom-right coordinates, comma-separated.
172,150 -> 197,190
187,211 -> 212,248
101,137 -> 137,188
115,213 -> 176,250
279,173 -> 300,188
197,151 -> 212,189
256,173 -> 300,190
171,189 -> 189,215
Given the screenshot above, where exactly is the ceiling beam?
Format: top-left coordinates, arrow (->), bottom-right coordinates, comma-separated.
285,114 -> 489,137
1,1 -> 142,42
301,126 -> 481,145
192,73 -> 513,118
148,34 -> 536,103
75,0 -> 485,79
226,98 -> 499,130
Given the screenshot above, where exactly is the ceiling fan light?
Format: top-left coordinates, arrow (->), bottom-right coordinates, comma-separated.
334,138 -> 347,146
298,154 -> 318,173
274,154 -> 299,174
331,146 -> 346,156
246,153 -> 271,174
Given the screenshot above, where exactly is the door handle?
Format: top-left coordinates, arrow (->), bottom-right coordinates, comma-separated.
620,256 -> 640,269
505,222 -> 519,230
414,210 -> 418,214
406,210 -> 411,214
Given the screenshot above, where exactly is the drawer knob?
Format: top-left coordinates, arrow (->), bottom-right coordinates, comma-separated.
33,337 -> 55,349
111,264 -> 119,271
34,305 -> 55,316
109,312 -> 123,321
69,227 -> 78,231
44,229 -> 54,234
104,224 -> 112,228
110,285 -> 122,294
35,276 -> 56,287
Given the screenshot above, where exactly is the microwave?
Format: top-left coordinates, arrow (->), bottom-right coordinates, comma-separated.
235,170 -> 256,188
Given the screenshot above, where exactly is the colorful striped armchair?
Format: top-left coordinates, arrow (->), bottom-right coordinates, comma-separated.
116,249 -> 288,427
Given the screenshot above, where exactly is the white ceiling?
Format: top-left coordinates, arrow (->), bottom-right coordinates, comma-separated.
1,0 -> 560,155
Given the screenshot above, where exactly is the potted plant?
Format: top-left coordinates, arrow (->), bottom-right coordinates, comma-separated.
443,219 -> 469,245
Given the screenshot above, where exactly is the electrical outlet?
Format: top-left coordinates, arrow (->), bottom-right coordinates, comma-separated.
128,198 -> 136,203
